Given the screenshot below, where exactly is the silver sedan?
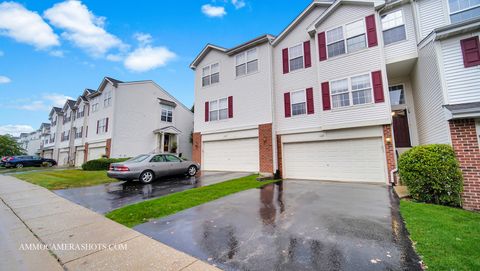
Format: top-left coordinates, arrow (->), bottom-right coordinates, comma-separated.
107,154 -> 201,184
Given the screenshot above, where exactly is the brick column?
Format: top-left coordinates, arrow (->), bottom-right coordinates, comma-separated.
276,135 -> 283,178
383,125 -> 396,184
449,119 -> 480,211
105,139 -> 112,158
83,143 -> 89,163
258,123 -> 274,174
192,132 -> 202,165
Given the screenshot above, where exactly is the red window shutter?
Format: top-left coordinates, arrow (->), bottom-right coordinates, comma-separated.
365,15 -> 378,47
282,48 -> 289,74
461,36 -> 480,68
372,70 -> 385,103
105,118 -> 109,132
284,92 -> 291,118
318,32 -> 327,61
228,96 -> 233,118
96,120 -> 99,134
306,87 -> 314,114
304,41 -> 312,68
321,82 -> 331,110
204,101 -> 209,122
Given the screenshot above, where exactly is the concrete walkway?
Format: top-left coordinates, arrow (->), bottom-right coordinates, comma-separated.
0,175 -> 220,271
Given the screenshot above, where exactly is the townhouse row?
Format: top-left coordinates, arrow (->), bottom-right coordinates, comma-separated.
36,77 -> 193,167
190,0 -> 480,210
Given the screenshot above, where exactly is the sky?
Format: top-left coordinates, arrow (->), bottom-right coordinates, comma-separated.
0,0 -> 312,136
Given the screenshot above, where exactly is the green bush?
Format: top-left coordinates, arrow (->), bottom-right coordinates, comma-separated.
398,144 -> 463,207
81,158 -> 130,171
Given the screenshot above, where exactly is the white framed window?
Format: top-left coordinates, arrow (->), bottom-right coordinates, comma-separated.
104,91 -> 112,107
209,98 -> 228,121
291,90 -> 306,116
235,48 -> 258,77
448,0 -> 480,23
161,105 -> 173,122
288,44 -> 304,71
98,118 -> 107,134
202,63 -> 220,87
346,19 -> 366,52
330,73 -> 373,108
389,85 -> 405,105
327,26 -> 346,58
381,10 -> 406,45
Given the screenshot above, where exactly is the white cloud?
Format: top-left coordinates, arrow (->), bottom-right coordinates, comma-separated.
106,54 -> 122,62
0,76 -> 11,84
231,0 -> 246,9
201,4 -> 226,18
133,32 -> 153,46
12,93 -> 73,112
0,124 -> 34,136
43,93 -> 73,107
49,50 -> 64,57
124,46 -> 176,72
44,0 -> 124,57
16,100 -> 47,111
0,2 -> 59,49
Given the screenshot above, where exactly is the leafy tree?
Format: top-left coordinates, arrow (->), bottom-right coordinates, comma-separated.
0,135 -> 25,156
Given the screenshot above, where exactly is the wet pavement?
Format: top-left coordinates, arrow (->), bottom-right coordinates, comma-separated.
54,171 -> 251,214
134,180 -> 422,271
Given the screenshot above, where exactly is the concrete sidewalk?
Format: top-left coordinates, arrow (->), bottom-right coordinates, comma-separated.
0,175 -> 220,271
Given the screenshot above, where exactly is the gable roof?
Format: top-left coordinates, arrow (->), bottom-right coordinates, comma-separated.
271,0 -> 333,46
49,107 -> 63,118
62,99 -> 76,111
307,0 -> 379,34
190,34 -> 275,70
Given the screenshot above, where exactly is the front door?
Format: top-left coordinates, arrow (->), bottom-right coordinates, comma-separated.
393,110 -> 411,147
163,134 -> 170,152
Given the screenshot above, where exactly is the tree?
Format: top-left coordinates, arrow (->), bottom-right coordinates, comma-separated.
0,135 -> 25,156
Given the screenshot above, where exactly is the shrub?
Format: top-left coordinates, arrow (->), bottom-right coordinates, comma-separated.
81,158 -> 130,171
398,144 -> 463,207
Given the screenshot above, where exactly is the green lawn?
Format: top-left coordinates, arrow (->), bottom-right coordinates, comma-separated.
400,200 -> 480,271
15,169 -> 117,190
0,166 -> 53,174
106,175 -> 277,227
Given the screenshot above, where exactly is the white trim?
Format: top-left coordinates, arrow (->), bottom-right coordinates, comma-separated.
447,0 -> 480,23
201,62 -> 220,87
290,89 -> 307,117
208,97 -> 229,122
234,48 -> 259,78
324,15 -> 369,59
329,71 -> 375,110
287,42 -> 305,72
380,8 -> 407,46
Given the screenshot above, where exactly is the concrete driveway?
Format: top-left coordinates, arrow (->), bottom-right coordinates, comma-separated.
134,180 -> 422,271
54,171 -> 251,214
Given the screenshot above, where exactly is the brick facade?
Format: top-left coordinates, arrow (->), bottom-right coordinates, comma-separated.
192,132 -> 202,165
276,135 -> 283,178
105,138 -> 112,158
258,123 -> 274,173
383,125 -> 396,184
449,119 -> 480,211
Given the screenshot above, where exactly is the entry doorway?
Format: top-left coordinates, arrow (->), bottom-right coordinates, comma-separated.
392,109 -> 411,147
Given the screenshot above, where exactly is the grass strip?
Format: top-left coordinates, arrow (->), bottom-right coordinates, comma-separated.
15,169 -> 116,190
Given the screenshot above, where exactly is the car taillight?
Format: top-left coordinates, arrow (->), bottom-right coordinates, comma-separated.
8,157 -> 13,161
114,166 -> 129,172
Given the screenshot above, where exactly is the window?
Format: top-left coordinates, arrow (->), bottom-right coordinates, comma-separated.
75,127 -> 83,139
104,91 -> 112,107
449,0 -> 480,23
202,63 -> 219,87
330,73 -> 373,108
291,90 -> 306,116
346,20 -> 366,52
235,48 -> 258,77
92,98 -> 99,113
150,155 -> 165,162
389,85 -> 405,105
289,44 -> 304,71
209,98 -> 228,121
161,105 -> 173,122
381,10 -> 406,45
98,118 -> 107,134
165,154 -> 181,162
327,26 -> 346,58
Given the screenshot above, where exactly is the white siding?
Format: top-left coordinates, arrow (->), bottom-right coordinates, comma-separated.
411,40 -> 451,144
314,4 -> 391,131
382,4 -> 419,63
273,5 -> 327,133
416,0 -> 449,40
86,84 -> 115,144
194,42 -> 273,134
440,32 -> 480,104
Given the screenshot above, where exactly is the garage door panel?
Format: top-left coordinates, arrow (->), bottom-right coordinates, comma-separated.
203,138 -> 259,172
58,152 -> 69,166
284,138 -> 387,183
89,147 -> 105,161
75,150 -> 84,167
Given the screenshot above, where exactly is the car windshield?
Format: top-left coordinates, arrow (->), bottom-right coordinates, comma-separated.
125,154 -> 150,163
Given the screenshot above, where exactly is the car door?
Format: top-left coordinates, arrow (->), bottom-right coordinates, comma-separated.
164,154 -> 185,175
32,156 -> 42,166
149,155 -> 169,177
22,156 -> 33,166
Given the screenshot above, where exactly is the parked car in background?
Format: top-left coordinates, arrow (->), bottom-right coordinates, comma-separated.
108,154 -> 200,183
4,156 -> 57,168
0,156 -> 10,167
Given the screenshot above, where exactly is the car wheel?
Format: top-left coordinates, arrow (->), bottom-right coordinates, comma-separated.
187,165 -> 197,177
15,163 -> 24,169
46,162 -> 53,167
139,170 -> 155,184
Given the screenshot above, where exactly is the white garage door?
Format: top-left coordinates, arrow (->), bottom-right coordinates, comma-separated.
58,152 -> 69,166
43,151 -> 53,159
203,138 -> 259,172
88,147 -> 105,161
283,138 -> 387,183
75,150 -> 84,167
